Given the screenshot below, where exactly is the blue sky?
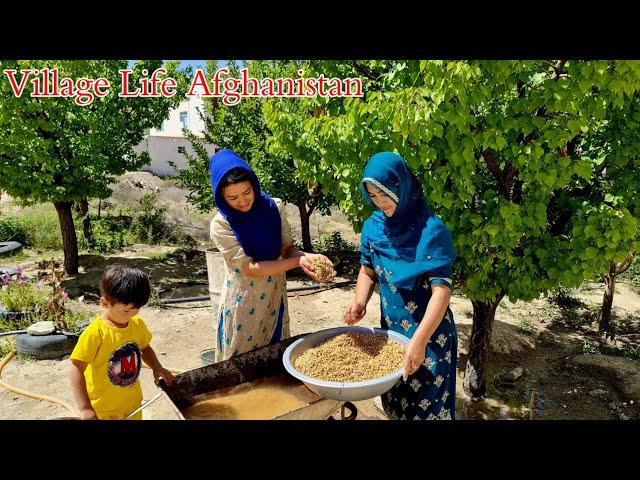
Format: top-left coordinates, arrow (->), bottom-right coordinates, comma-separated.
127,60 -> 225,72
178,60 -> 207,71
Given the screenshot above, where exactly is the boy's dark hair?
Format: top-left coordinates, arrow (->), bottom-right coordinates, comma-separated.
220,167 -> 250,189
100,264 -> 151,308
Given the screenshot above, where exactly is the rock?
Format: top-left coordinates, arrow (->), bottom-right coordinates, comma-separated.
589,389 -> 607,397
618,412 -> 630,420
606,402 -> 619,411
569,354 -> 640,402
26,321 -> 56,336
495,366 -> 525,386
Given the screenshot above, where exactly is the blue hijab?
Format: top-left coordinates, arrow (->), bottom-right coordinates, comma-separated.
359,151 -> 456,289
210,149 -> 282,261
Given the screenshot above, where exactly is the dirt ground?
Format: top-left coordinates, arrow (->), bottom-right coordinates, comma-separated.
1,172 -> 639,421
1,246 -> 639,421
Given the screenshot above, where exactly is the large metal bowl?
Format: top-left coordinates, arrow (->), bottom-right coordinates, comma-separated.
283,326 -> 410,402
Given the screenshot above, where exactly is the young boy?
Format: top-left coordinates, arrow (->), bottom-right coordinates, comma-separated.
69,264 -> 173,420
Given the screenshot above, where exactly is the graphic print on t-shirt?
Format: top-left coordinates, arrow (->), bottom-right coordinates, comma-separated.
107,342 -> 142,387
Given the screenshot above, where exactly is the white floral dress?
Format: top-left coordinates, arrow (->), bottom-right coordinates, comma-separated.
210,198 -> 292,361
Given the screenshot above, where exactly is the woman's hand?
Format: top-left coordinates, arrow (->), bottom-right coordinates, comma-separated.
300,254 -> 334,282
402,338 -> 427,381
343,300 -> 366,325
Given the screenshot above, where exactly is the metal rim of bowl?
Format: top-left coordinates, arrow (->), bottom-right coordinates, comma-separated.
282,326 -> 410,389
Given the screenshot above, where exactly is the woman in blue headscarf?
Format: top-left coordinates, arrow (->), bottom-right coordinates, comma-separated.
209,149 -> 332,361
343,152 -> 457,420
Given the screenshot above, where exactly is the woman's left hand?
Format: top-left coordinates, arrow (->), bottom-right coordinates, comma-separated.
402,338 -> 426,381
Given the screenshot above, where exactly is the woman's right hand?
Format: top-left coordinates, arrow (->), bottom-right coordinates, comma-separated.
343,300 -> 366,325
300,254 -> 334,282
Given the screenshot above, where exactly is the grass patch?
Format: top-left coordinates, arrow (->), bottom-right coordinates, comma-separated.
518,318 -> 536,334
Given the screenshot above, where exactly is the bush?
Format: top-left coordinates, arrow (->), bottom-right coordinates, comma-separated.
88,216 -> 131,253
548,286 -> 583,309
0,217 -> 28,244
312,231 -> 360,275
130,193 -> 171,244
0,270 -> 48,314
619,257 -> 640,293
0,269 -> 49,332
14,207 -> 66,250
62,310 -> 91,333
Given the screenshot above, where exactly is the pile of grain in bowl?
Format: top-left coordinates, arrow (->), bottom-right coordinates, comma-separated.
308,256 -> 336,282
293,332 -> 403,382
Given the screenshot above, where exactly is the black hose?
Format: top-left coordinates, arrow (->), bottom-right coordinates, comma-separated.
287,280 -> 356,292
160,296 -> 209,305
0,330 -> 27,338
157,280 -> 357,305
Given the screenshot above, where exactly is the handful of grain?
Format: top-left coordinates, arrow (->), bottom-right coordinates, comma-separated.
294,332 -> 404,382
308,255 -> 336,282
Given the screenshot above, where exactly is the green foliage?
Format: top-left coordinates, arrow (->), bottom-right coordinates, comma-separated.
518,318 -> 536,333
265,60 -> 640,304
548,286 -> 582,309
171,60 -> 335,250
130,193 -> 170,244
0,271 -> 48,314
0,339 -> 15,357
83,194 -> 195,253
62,310 -> 91,333
128,193 -> 195,247
89,216 -> 130,253
0,206 -> 67,250
0,217 -> 27,244
311,231 -> 359,275
0,60 -> 191,267
0,60 -> 189,204
619,256 -> 640,293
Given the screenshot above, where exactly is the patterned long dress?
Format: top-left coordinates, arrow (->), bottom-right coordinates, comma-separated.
361,242 -> 458,420
210,198 -> 293,361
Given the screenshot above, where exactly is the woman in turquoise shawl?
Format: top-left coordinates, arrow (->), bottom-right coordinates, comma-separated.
344,152 -> 457,420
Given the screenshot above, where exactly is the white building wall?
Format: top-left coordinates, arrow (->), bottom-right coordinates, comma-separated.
149,94 -> 208,137
135,136 -> 217,178
137,92 -> 216,176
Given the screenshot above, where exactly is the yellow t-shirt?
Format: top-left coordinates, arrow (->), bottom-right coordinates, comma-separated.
70,314 -> 152,419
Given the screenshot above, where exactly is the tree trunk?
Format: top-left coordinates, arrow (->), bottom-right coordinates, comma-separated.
463,294 -> 505,400
297,201 -> 313,253
600,260 -> 617,336
53,201 -> 79,275
79,198 -> 92,242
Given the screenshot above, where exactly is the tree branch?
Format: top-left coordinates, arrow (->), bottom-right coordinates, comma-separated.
482,150 -> 502,180
306,183 -> 321,217
552,60 -> 567,80
616,251 -> 636,275
346,60 -> 383,83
